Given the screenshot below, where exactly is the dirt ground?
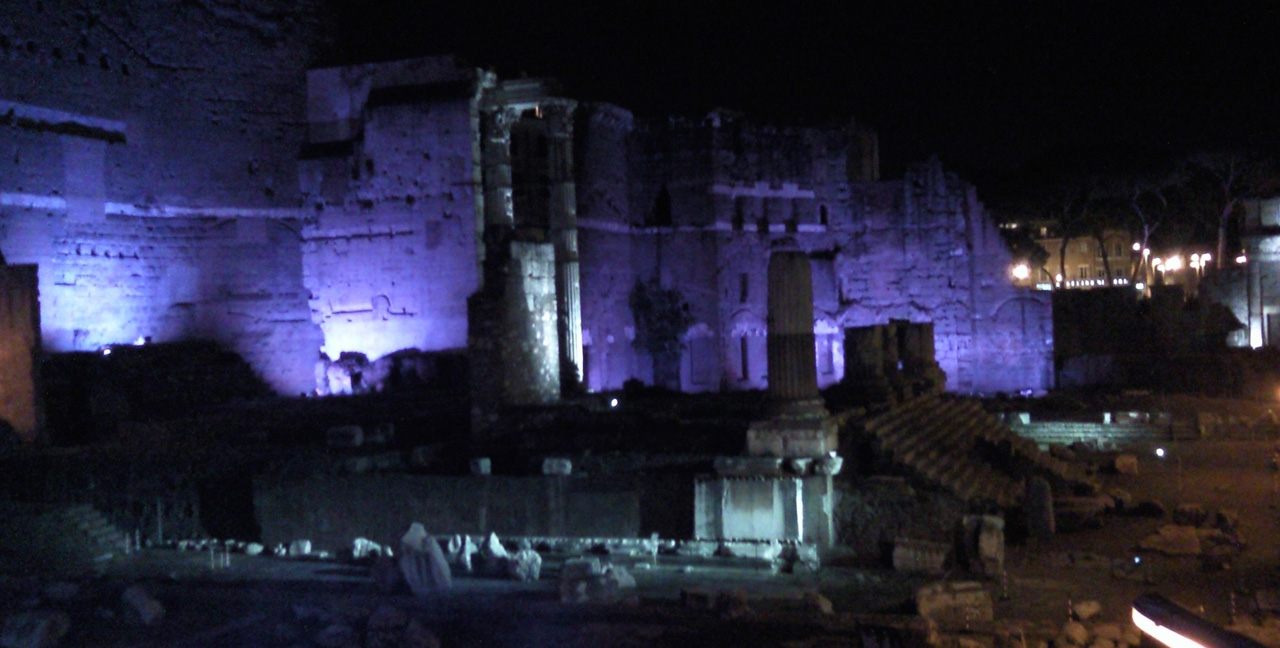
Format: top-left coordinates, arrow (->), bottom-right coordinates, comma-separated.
7,438 -> 1280,647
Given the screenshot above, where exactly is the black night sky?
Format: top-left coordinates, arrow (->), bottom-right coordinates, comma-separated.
331,2 -> 1280,201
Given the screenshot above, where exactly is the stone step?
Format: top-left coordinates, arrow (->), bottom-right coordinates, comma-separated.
874,397 -> 956,445
865,396 -> 939,434
889,401 -> 971,459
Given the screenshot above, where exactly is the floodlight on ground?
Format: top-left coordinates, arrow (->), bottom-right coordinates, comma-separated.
1133,242 -> 1142,252
1011,263 -> 1030,281
1237,254 -> 1248,264
610,398 -> 619,408
1156,447 -> 1165,458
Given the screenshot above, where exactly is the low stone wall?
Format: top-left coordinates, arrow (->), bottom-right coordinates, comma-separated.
253,473 -> 648,553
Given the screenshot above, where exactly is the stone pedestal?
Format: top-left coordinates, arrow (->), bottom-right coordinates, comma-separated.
746,417 -> 838,458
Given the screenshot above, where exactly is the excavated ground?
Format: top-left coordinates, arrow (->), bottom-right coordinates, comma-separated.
5,396 -> 1280,647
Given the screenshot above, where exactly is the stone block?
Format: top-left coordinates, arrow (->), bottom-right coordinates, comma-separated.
506,548 -> 542,582
1114,454 -> 1138,475
1072,599 -> 1102,621
713,456 -> 783,476
915,581 -> 993,628
352,537 -> 385,560
398,523 -> 452,594
957,514 -> 1004,576
289,539 -> 312,557
813,454 -> 844,476
1062,620 -> 1089,645
746,418 -> 838,458
1139,525 -> 1201,556
542,458 -> 573,476
893,538 -> 949,575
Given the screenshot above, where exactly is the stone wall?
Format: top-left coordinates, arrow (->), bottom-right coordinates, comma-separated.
576,108 -> 1053,396
0,265 -> 40,440
0,0 -> 331,394
254,474 -> 643,553
0,14 -> 1054,407
300,89 -> 482,364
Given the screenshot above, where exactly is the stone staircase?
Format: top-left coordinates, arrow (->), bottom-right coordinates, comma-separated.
858,396 -> 1095,508
0,503 -> 130,574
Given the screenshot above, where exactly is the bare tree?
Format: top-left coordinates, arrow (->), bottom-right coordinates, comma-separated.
1186,151 -> 1276,269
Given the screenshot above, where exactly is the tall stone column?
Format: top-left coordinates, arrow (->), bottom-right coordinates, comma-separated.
480,108 -> 515,232
544,101 -> 584,386
746,241 -> 838,458
765,246 -> 824,416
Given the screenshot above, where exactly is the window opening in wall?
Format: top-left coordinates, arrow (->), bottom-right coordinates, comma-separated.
819,204 -> 828,226
1078,265 -> 1089,279
739,337 -> 750,380
648,186 -> 673,228
739,273 -> 748,302
818,337 -> 834,374
733,197 -> 745,231
786,217 -> 798,233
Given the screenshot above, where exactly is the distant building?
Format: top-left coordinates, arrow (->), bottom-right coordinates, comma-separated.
1003,221 -> 1136,290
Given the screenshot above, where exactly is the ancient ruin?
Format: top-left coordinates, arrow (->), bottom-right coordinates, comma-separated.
0,1 -> 1052,413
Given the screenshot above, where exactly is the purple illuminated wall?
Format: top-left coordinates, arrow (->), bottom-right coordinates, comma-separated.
0,0 -> 328,395
299,61 -> 485,365
576,107 -> 1053,395
0,0 -> 1052,405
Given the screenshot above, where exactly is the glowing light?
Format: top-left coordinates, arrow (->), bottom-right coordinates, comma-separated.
1237,254 -> 1248,264
1132,242 -> 1142,252
1154,263 -> 1165,273
609,398 -> 619,408
1136,282 -> 1146,290
1011,263 -> 1030,281
1201,253 -> 1211,264
1143,248 -> 1151,258
1131,608 -> 1210,648
1055,273 -> 1063,283
133,336 -> 146,346
101,347 -> 112,356
1155,447 -> 1165,458
1152,257 -> 1162,268
1166,256 -> 1183,271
